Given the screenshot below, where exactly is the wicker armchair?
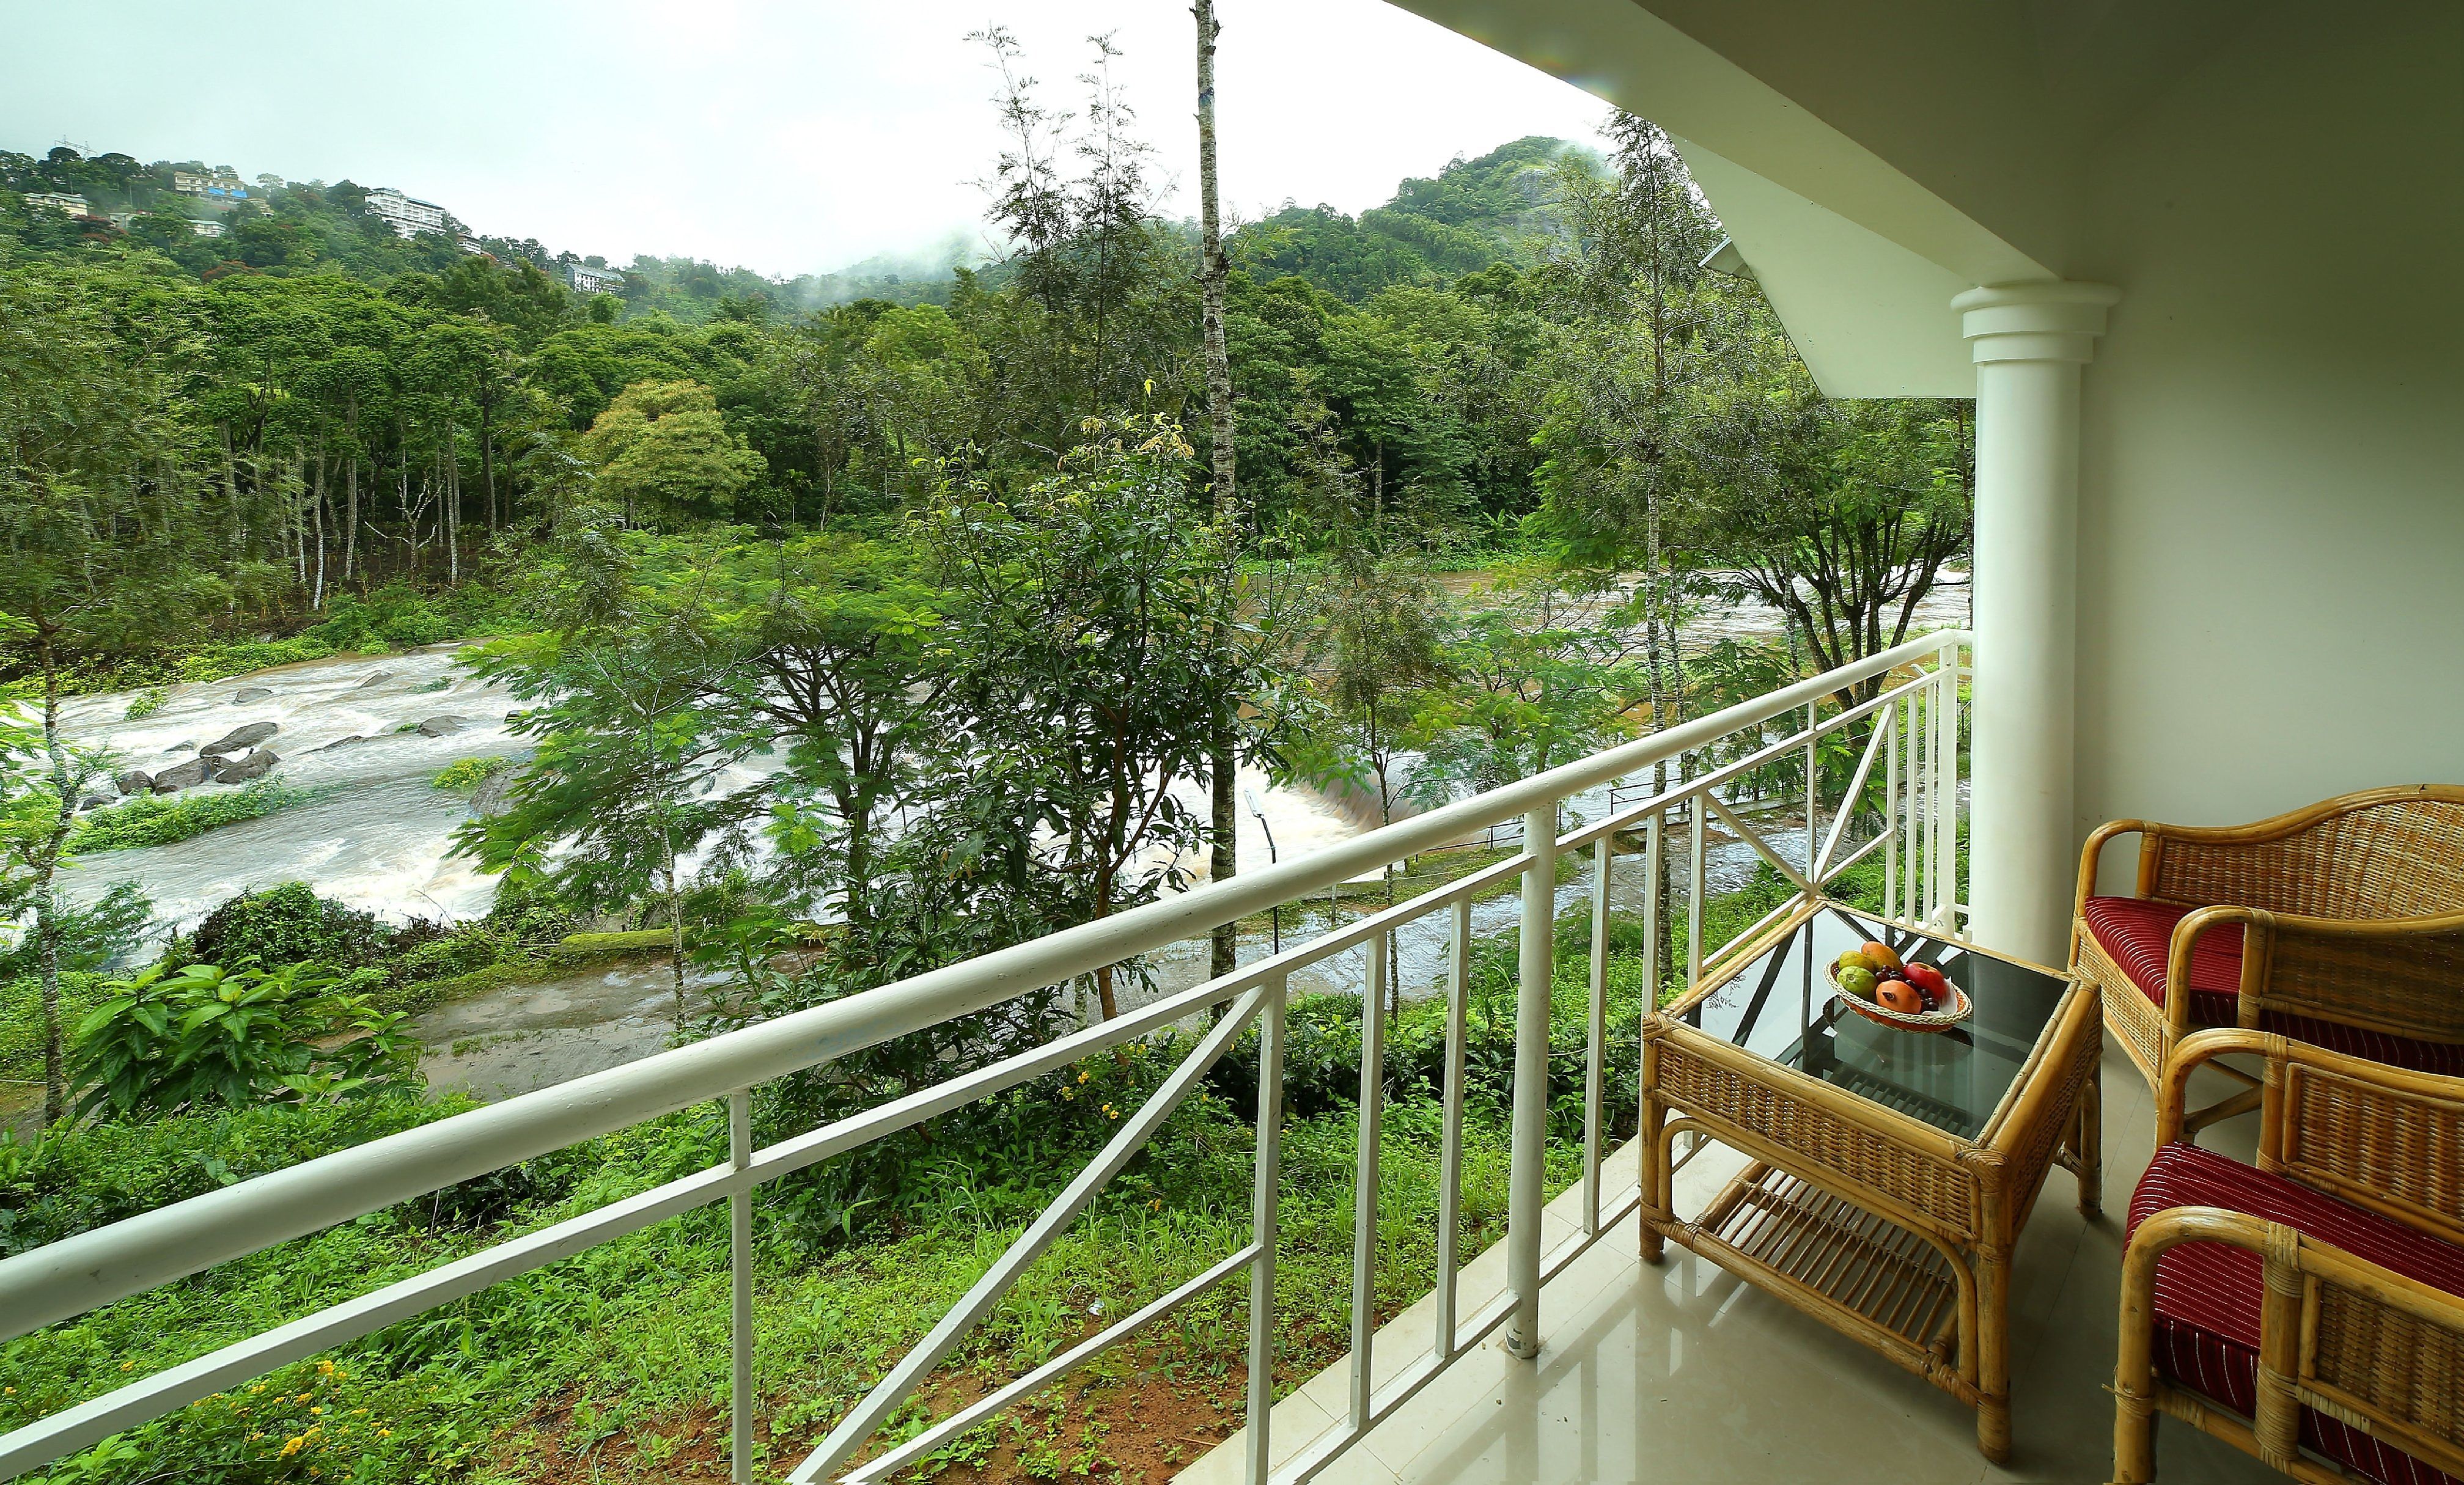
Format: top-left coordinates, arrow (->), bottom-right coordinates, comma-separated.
2073,785 -> 2464,1133
2112,1028 -> 2464,1484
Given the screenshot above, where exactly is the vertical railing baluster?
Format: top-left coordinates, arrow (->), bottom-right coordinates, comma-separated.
1245,975 -> 1288,1485
1913,674 -> 1932,924
1803,700 -> 1820,901
1584,837 -> 1609,1235
1883,698 -> 1901,922
1940,637 -> 1963,925
1350,935 -> 1388,1426
1642,809 -> 1663,1008
729,1089 -> 754,1485
1686,783 -> 1707,988
1507,801 -> 1556,1360
1930,648 -> 1951,926
1436,900 -> 1469,1362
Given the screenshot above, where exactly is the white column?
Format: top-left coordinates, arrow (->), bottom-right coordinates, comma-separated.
1953,282 -> 2119,966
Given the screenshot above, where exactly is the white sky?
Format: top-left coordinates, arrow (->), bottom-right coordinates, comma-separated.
1,0 -> 1614,279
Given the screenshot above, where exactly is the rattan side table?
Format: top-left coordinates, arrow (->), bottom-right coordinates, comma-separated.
1639,900 -> 2102,1464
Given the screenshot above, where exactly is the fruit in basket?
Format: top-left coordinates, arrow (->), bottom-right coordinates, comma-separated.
1875,978 -> 1927,1014
1903,961 -> 1949,1001
1833,950 -> 1875,978
1860,941 -> 1904,972
1835,965 -> 1877,999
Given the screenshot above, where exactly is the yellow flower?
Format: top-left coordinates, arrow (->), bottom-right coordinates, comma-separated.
280,1437 -> 305,1458
1078,1071 -> 1090,1084
317,1361 -> 334,1376
378,1429 -> 392,1439
311,1406 -> 325,1415
119,1361 -> 135,1372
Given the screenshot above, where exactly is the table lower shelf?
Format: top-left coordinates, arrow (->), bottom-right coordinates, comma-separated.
1692,1161 -> 1962,1366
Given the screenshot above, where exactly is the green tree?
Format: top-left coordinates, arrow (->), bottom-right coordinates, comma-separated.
0,263 -> 212,1125
581,379 -> 766,528
920,413 -> 1258,1019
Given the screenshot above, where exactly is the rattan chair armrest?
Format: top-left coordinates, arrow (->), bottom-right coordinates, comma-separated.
2162,904 -> 2259,1041
2252,903 -> 2464,944
2159,1026 -> 2464,1146
2076,818 -> 2150,917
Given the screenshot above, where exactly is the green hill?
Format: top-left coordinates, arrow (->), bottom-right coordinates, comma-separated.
1227,136 -> 1602,301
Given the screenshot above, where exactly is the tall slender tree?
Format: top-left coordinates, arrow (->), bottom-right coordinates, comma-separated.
1194,0 -> 1244,986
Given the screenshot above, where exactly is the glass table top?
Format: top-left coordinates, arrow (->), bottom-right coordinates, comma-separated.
1674,903 -> 2072,1142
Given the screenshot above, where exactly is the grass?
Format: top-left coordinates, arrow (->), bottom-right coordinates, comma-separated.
432,757 -> 511,794
0,836 -> 1955,1484
67,780 -> 315,854
0,937 -> 1620,1485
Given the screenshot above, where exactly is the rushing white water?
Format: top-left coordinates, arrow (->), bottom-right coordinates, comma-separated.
50,645 -> 1363,945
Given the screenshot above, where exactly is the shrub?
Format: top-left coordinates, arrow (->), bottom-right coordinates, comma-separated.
68,961 -> 419,1121
68,780 -> 311,853
187,882 -> 392,972
121,686 -> 166,720
430,755 -> 510,793
0,1093 -> 477,1255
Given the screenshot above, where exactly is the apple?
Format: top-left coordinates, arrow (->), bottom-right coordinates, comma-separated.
1903,962 -> 1949,998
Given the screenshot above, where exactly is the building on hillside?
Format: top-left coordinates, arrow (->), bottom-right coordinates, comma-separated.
568,262 -> 625,295
190,218 -> 225,239
24,191 -> 89,215
171,169 -> 210,196
363,186 -> 449,238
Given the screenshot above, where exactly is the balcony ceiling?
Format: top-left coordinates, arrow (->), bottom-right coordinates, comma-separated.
1384,0 -> 2273,396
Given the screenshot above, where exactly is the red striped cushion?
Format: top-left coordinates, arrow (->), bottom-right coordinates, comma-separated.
2084,897 -> 2464,1076
2128,1143 -> 2464,1485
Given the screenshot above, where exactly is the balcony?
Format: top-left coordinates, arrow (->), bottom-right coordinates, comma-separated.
0,632 -> 2384,1485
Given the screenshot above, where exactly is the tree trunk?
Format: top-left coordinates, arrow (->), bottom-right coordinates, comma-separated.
34,635 -> 74,1128
309,452 -> 327,610
1196,0 -> 1243,991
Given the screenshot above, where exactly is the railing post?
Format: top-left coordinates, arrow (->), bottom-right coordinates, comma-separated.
1508,801 -> 1556,1359
1349,936 -> 1388,1425
1436,900 -> 1469,1363
1245,976 -> 1287,1485
1938,636 -> 1963,926
1803,700 -> 1820,896
728,1089 -> 754,1485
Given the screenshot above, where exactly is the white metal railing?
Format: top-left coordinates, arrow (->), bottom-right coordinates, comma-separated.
0,631 -> 1969,1484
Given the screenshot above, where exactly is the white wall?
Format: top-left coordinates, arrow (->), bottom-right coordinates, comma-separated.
2072,0 -> 2464,864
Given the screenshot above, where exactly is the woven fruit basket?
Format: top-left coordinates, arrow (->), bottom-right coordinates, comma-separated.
1828,947 -> 1973,1033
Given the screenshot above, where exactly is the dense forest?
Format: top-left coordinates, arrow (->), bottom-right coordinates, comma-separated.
1,31 -> 1974,1483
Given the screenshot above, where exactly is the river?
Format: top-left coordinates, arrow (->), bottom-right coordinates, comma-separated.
38,572 -> 1966,1104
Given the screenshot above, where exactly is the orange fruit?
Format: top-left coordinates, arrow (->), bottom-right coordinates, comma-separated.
1876,978 -> 1926,1014
1860,941 -> 1904,972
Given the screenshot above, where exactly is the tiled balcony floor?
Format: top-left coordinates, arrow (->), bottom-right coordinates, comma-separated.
1185,1044 -> 2282,1484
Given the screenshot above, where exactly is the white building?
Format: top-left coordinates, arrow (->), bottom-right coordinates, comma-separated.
568,262 -> 625,295
169,169 -> 210,196
362,186 -> 449,239
23,191 -> 89,216
189,219 -> 224,240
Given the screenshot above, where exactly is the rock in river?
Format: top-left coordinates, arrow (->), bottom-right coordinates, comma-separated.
151,757 -> 213,793
232,687 -> 273,704
355,672 -> 393,689
114,769 -> 153,796
200,721 -> 279,756
416,716 -> 463,738
213,749 -> 281,783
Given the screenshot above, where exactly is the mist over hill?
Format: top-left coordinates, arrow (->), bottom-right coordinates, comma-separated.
1,134 -> 1598,322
